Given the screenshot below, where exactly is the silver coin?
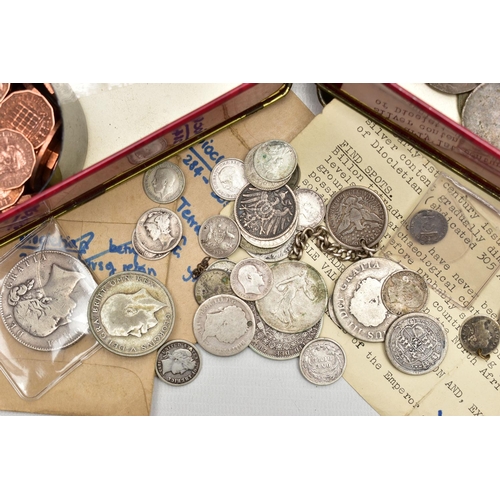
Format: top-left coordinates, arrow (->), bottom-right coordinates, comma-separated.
408,209 -> 448,245
230,258 -> 273,301
132,229 -> 170,261
210,158 -> 247,200
248,300 -> 322,360
253,140 -> 298,182
457,91 -> 471,116
385,313 -> 447,375
193,269 -> 233,305
239,234 -> 283,255
462,83 -> 500,149
244,145 -> 292,191
155,340 -> 201,386
333,257 -> 403,342
427,83 -> 479,94
256,260 -> 328,334
207,260 -> 236,274
459,315 -> 500,357
88,271 -> 175,357
299,338 -> 346,385
381,270 -> 428,316
0,250 -> 97,351
143,160 -> 185,204
295,188 -> 326,231
327,292 -> 341,328
287,164 -> 301,190
135,207 -> 183,254
245,233 -> 296,263
193,294 -> 255,356
325,186 -> 388,251
198,215 -> 241,259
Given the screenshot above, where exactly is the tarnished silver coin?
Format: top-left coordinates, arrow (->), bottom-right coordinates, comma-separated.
244,144 -> 292,191
253,140 -> 298,182
427,83 -> 479,94
0,250 -> 97,351
155,340 -> 201,386
256,260 -> 328,334
135,207 -> 183,254
193,294 -> 255,356
210,158 -> 247,200
295,188 -> 326,231
327,292 -> 341,328
381,270 -> 428,315
333,257 -> 403,342
198,215 -> 240,259
143,160 -> 185,204
132,229 -> 170,261
248,300 -> 322,360
462,83 -> 500,149
245,233 -> 295,263
207,260 -> 236,274
287,164 -> 301,190
457,91 -> 471,116
459,315 -> 500,357
408,209 -> 448,245
88,271 -> 175,357
193,269 -> 233,305
385,313 -> 447,375
299,338 -> 346,385
230,258 -> 273,301
325,186 -> 388,251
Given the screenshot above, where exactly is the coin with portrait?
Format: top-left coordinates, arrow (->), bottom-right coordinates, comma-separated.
210,158 -> 247,200
135,207 -> 182,254
143,160 -> 185,204
381,270 -> 428,315
408,209 -> 448,245
459,315 -> 500,357
156,340 -> 201,386
230,258 -> 273,301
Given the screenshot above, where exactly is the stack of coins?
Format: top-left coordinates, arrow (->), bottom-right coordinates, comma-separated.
0,83 -> 62,211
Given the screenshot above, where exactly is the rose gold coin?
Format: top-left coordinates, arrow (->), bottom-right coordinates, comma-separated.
0,90 -> 55,149
0,185 -> 23,211
29,120 -> 61,191
0,128 -> 36,189
0,83 -> 9,103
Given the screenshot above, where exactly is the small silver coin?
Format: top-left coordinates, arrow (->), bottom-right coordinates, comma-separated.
408,209 -> 448,245
210,158 -> 247,200
132,229 -> 170,261
143,160 -> 185,204
193,294 -> 255,356
194,269 -> 233,305
245,233 -> 295,263
295,188 -> 326,231
155,340 -> 201,386
462,83 -> 500,149
230,258 -> 273,301
381,270 -> 428,315
385,313 -> 447,375
248,300 -> 322,360
256,260 -> 328,334
135,207 -> 183,254
299,338 -> 346,385
88,271 -> 175,357
459,315 -> 500,357
427,83 -> 479,94
207,260 -> 236,274
244,145 -> 292,191
198,215 -> 241,259
325,186 -> 388,251
333,257 -> 403,342
253,140 -> 298,182
287,164 -> 301,190
0,250 -> 97,351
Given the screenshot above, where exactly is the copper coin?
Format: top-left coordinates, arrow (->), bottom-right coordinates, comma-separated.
0,83 -> 10,103
0,129 -> 36,190
0,90 -> 55,149
30,120 -> 61,191
0,185 -> 24,211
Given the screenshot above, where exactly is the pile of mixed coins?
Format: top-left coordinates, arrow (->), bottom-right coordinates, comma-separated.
0,83 -> 62,211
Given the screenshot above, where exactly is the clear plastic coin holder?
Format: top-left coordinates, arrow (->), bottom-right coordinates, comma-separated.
0,218 -> 100,400
381,173 -> 500,309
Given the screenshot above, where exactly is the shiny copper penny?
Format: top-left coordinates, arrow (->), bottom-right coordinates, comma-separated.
0,185 -> 23,211
0,83 -> 9,103
30,120 -> 61,191
0,129 -> 36,189
0,90 -> 55,149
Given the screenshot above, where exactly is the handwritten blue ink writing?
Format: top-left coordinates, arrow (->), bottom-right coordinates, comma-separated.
172,235 -> 188,258
177,196 -> 202,235
182,266 -> 196,282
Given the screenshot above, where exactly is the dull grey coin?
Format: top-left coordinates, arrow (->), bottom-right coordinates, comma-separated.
132,229 -> 170,261
245,233 -> 296,263
459,315 -> 500,357
155,340 -> 201,386
244,144 -> 292,191
333,257 -> 403,342
381,270 -> 428,315
408,209 -> 448,245
253,140 -> 298,182
135,207 -> 183,254
88,271 -> 175,357
143,160 -> 185,204
295,188 -> 326,231
427,83 -> 479,94
385,313 -> 447,375
287,164 -> 301,190
0,250 -> 97,351
299,338 -> 346,385
230,258 -> 273,301
198,215 -> 241,259
207,260 -> 236,274
193,294 -> 255,356
210,158 -> 247,200
193,269 -> 233,305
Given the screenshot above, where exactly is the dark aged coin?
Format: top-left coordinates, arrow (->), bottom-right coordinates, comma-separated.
210,158 -> 247,200
155,340 -> 201,386
459,315 -> 500,357
462,83 -> 500,149
135,207 -> 183,254
88,271 -> 175,357
193,269 -> 233,305
248,300 -> 322,360
325,186 -> 388,251
198,215 -> 241,259
385,313 -> 447,375
427,83 -> 479,94
0,251 -> 97,351
193,294 -> 255,356
408,209 -> 448,245
381,270 -> 428,315
143,160 -> 185,204
299,338 -> 346,385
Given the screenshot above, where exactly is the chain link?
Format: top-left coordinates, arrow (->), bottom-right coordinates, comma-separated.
191,256 -> 211,279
